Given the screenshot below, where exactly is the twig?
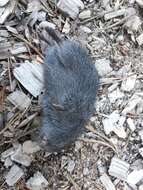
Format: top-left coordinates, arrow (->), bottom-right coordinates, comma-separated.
0,86 -> 5,112
7,58 -> 12,91
86,125 -> 116,147
103,17 -> 126,30
0,106 -> 34,135
0,128 -> 36,147
0,181 -> 6,189
0,140 -> 12,147
40,0 -> 54,16
64,172 -> 81,190
80,10 -> 112,24
79,137 -> 118,154
18,112 -> 38,128
103,14 -> 133,30
12,34 -> 44,59
100,73 -> 141,85
80,15 -> 98,24
0,112 -> 20,135
15,128 -> 37,141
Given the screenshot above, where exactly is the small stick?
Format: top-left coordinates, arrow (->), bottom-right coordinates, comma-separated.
7,58 -> 12,91
12,34 -> 44,59
79,137 -> 118,154
86,125 -> 115,146
0,181 -> 6,189
18,112 -> 38,128
64,172 -> 81,190
0,112 -> 21,135
104,17 -> 126,30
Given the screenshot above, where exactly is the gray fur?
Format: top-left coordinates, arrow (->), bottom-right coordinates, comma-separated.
40,39 -> 99,152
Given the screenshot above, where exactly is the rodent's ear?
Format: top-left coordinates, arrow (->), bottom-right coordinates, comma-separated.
52,103 -> 65,111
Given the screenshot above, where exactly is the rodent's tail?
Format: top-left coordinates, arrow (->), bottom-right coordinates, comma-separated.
45,27 -> 62,44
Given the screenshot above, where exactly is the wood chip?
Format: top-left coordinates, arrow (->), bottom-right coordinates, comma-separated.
39,21 -> 56,29
136,33 -> 143,46
22,140 -> 40,154
139,130 -> 143,142
136,0 -> 143,7
109,157 -> 130,180
139,147 -> 143,157
122,94 -> 143,115
102,111 -> 126,138
0,0 -> 9,7
26,171 -> 48,190
104,8 -> 136,21
5,164 -> 24,186
1,147 -> 14,160
13,61 -> 44,97
67,160 -> 75,173
127,118 -> 136,131
108,88 -> 124,103
0,42 -> 12,59
100,173 -> 116,190
0,0 -> 16,24
139,184 -> 143,190
57,0 -> 84,19
124,15 -> 142,32
101,0 -> 111,10
11,145 -> 32,167
62,19 -> 71,34
127,169 -> 143,185
0,42 -> 28,60
26,0 -> 41,13
104,9 -> 126,21
121,74 -> 137,92
0,29 -> 9,37
79,10 -> 91,20
95,58 -> 112,77
4,157 -> 13,168
7,90 -> 31,110
10,42 -> 28,55
6,25 -> 18,34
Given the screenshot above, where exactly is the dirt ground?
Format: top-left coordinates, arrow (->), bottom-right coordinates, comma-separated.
0,0 -> 143,190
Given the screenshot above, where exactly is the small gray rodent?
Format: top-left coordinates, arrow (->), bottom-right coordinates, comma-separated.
39,28 -> 99,152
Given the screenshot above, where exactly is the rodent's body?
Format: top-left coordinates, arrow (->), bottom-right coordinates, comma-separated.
40,39 -> 99,152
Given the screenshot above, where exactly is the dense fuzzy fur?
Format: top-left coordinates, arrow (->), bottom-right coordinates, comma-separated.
39,29 -> 99,152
